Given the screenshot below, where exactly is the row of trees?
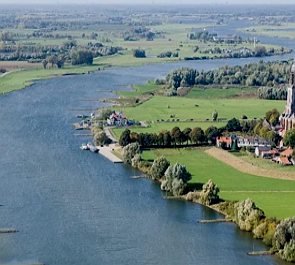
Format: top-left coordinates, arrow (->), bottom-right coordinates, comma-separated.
258,87 -> 287,100
165,61 -> 291,94
119,116 -> 272,149
119,127 -> 210,148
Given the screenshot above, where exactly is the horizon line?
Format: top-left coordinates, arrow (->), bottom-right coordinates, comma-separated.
1,3 -> 295,6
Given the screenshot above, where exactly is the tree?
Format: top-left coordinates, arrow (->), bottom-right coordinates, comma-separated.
200,179 -> 220,206
234,198 -> 265,232
48,55 -> 58,68
205,126 -> 220,145
161,163 -> 192,196
42,59 -> 48,69
212,110 -> 218,121
93,130 -> 111,146
122,142 -> 140,164
226,118 -> 241,132
273,217 -> 295,262
133,49 -> 146,58
266,108 -> 280,126
71,49 -> 93,65
182,127 -> 192,145
284,128 -> 295,147
119,129 -> 131,147
56,55 -> 65,69
170,127 -> 182,146
190,127 -> 205,144
149,156 -> 170,180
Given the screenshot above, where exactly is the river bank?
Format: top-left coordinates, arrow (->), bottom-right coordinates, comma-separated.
103,142 -> 294,262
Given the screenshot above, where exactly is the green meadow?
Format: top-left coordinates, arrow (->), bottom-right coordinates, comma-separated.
112,90 -> 285,137
0,64 -> 101,94
142,148 -> 295,219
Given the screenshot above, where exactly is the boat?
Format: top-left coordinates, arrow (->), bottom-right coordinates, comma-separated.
87,143 -> 99,153
80,143 -> 89,150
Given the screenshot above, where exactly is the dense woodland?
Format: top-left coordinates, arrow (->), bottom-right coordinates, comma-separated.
164,61 -> 291,99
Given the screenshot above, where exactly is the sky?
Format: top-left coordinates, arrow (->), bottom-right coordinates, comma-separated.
0,0 -> 294,4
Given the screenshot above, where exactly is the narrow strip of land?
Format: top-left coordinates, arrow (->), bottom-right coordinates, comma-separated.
205,147 -> 295,181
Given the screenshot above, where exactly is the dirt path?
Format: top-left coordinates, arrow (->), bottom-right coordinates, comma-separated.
205,147 -> 295,181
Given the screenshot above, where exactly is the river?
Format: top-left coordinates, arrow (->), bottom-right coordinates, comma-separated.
0,23 -> 294,265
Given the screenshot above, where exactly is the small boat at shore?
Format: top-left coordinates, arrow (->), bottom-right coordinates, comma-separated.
87,143 -> 99,153
80,143 -> 99,153
80,143 -> 89,150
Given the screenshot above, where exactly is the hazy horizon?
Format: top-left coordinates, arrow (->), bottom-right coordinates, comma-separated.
0,0 -> 295,5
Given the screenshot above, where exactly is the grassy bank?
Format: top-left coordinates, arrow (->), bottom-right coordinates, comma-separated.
0,63 -> 102,94
142,148 -> 295,219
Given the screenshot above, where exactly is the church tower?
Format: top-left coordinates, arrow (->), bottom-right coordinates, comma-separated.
280,62 -> 295,133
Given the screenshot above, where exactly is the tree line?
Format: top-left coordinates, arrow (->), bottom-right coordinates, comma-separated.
164,61 -> 291,96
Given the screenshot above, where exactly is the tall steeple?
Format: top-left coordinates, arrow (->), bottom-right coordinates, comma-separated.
280,61 -> 295,133
285,62 -> 295,114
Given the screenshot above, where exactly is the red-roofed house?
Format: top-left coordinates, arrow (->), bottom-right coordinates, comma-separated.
216,136 -> 232,149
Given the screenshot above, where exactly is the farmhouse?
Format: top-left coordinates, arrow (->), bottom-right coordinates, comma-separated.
107,111 -> 128,127
279,62 -> 295,134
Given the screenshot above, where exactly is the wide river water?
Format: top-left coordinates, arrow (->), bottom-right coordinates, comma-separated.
0,26 -> 294,265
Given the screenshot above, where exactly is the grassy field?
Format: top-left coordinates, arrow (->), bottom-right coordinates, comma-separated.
142,148 -> 295,219
112,93 -> 285,137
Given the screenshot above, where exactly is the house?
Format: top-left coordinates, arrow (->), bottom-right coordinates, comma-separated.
280,147 -> 294,158
237,136 -> 271,148
273,147 -> 294,166
278,156 -> 293,166
260,148 -> 279,159
255,146 -> 271,158
216,136 -> 232,149
107,111 -> 128,127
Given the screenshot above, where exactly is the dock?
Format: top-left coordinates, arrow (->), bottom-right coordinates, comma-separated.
98,144 -> 123,163
0,228 -> 18,233
247,250 -> 272,256
197,219 -> 229,224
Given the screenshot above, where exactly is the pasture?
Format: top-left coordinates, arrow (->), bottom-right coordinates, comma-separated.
142,148 -> 295,219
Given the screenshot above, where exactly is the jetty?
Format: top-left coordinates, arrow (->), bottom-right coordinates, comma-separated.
0,228 -> 18,233
247,250 -> 272,256
98,144 -> 123,163
197,219 -> 229,224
